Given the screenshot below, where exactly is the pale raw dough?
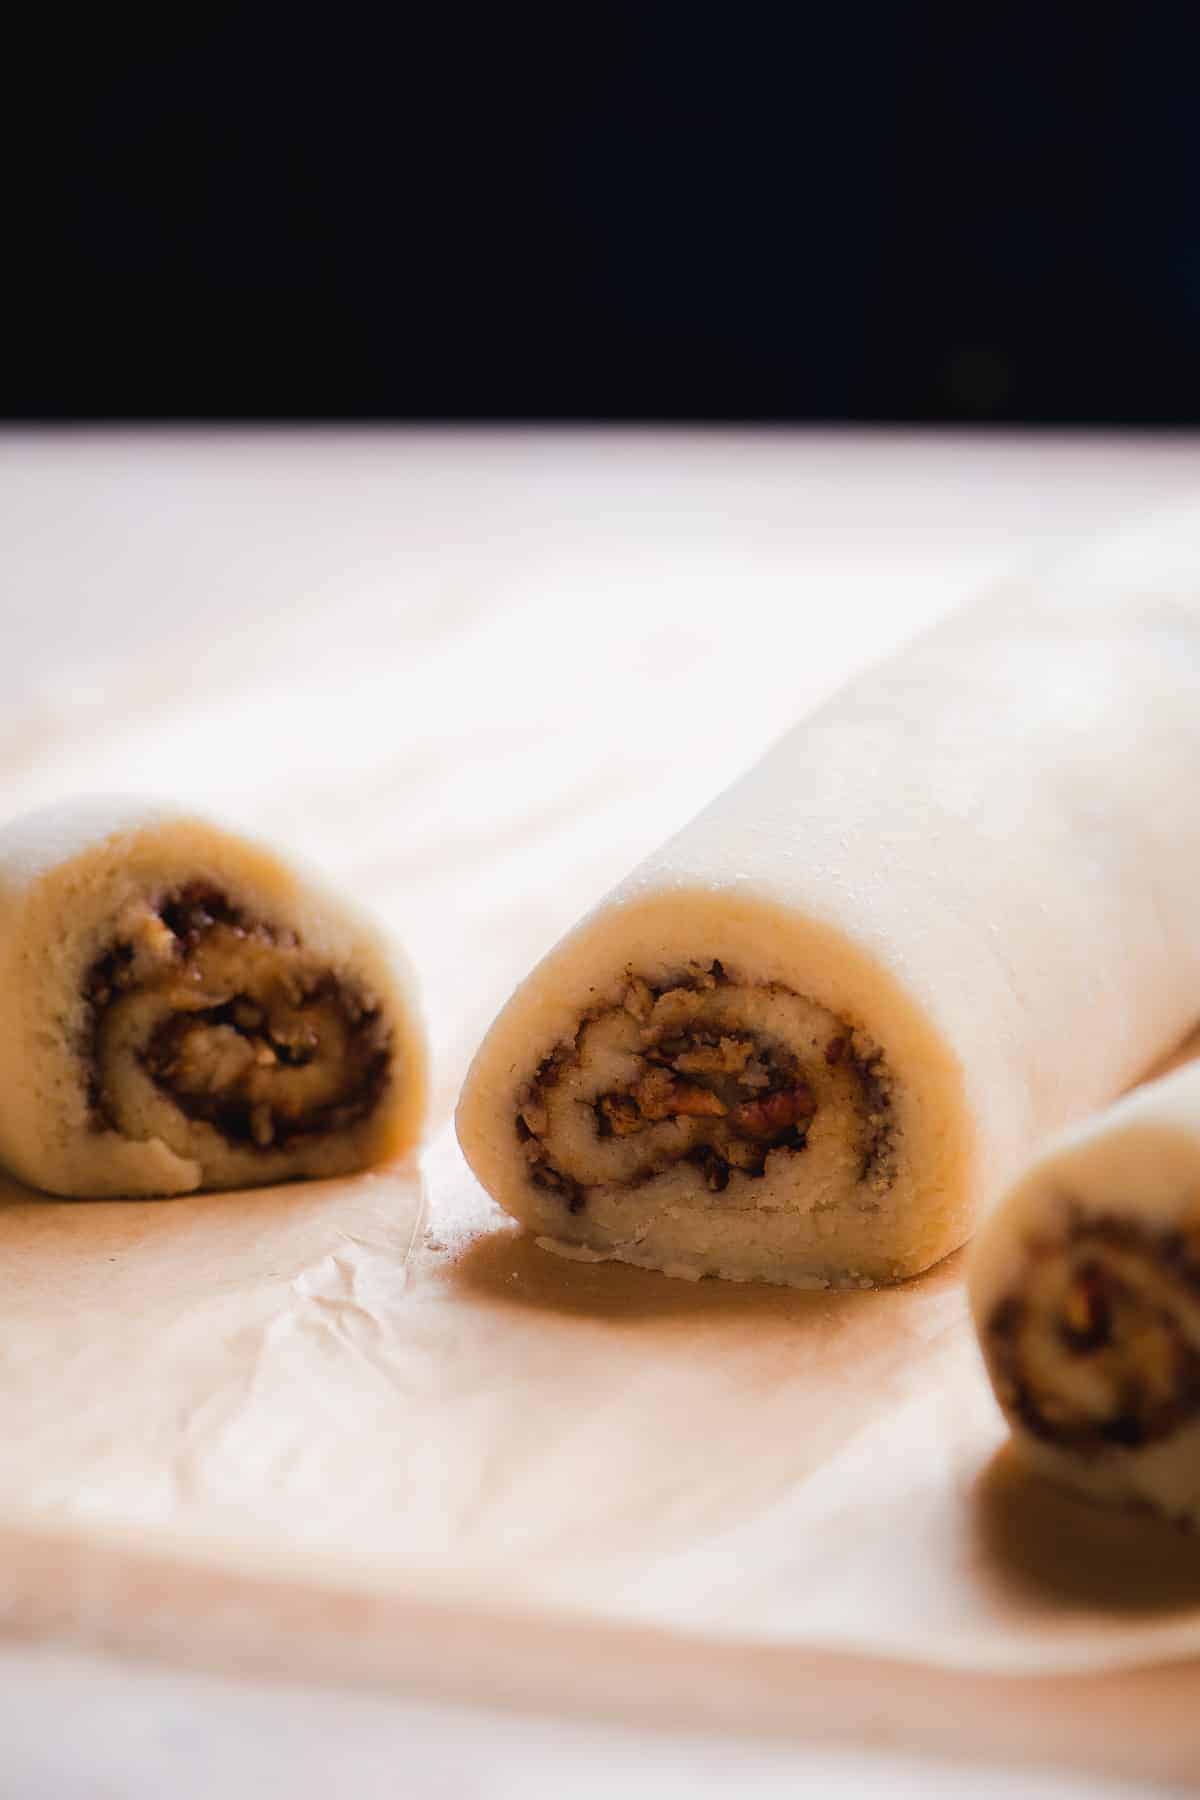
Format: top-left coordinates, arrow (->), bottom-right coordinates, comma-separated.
970,1058 -> 1200,1528
457,510 -> 1200,1287
0,798 -> 426,1197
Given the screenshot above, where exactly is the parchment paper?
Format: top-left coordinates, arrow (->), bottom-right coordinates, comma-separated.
4,432 -> 1200,1784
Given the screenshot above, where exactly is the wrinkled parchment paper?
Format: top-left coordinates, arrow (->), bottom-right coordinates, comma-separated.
4,433 -> 1200,1783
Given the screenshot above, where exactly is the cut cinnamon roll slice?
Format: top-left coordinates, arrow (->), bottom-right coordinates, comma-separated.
0,799 -> 426,1197
971,1060 -> 1200,1527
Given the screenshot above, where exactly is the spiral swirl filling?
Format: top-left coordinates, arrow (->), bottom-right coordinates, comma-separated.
515,961 -> 896,1216
986,1212 -> 1200,1454
84,885 -> 390,1150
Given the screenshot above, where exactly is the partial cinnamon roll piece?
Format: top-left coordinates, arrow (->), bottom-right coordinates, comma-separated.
0,799 -> 426,1197
971,1059 -> 1200,1528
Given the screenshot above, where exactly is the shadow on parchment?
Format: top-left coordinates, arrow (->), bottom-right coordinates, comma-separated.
444,1211 -> 967,1328
972,1444 -> 1200,1616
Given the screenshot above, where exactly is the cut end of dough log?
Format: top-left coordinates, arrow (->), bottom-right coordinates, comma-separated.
516,959 -> 896,1225
88,883 -> 392,1157
970,1064 -> 1200,1529
457,888 -> 971,1289
0,799 -> 426,1197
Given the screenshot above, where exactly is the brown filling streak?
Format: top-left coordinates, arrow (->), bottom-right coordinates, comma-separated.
986,1212 -> 1200,1454
85,885 -> 389,1150
516,962 -> 892,1214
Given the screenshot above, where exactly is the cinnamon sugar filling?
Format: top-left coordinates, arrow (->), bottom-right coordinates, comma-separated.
84,885 -> 389,1150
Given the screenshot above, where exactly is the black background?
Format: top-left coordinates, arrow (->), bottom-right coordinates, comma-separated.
5,8 -> 1199,422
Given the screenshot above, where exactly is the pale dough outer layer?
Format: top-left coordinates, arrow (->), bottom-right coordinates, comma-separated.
970,1060 -> 1200,1527
457,508 -> 1200,1288
0,798 -> 427,1197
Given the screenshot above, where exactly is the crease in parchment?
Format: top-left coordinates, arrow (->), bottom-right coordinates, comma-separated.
144,1203 -> 427,1519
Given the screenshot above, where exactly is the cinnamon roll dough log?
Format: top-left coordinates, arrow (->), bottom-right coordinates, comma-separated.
971,1060 -> 1200,1528
457,511 -> 1200,1287
0,799 -> 426,1197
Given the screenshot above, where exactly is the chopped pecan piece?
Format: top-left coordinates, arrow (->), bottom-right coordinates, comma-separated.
1058,1262 -> 1113,1352
673,1035 -> 753,1076
633,1068 -> 727,1121
622,976 -> 654,1022
599,1093 -> 645,1136
643,986 -> 705,1041
734,1084 -> 816,1137
169,1023 -> 256,1096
